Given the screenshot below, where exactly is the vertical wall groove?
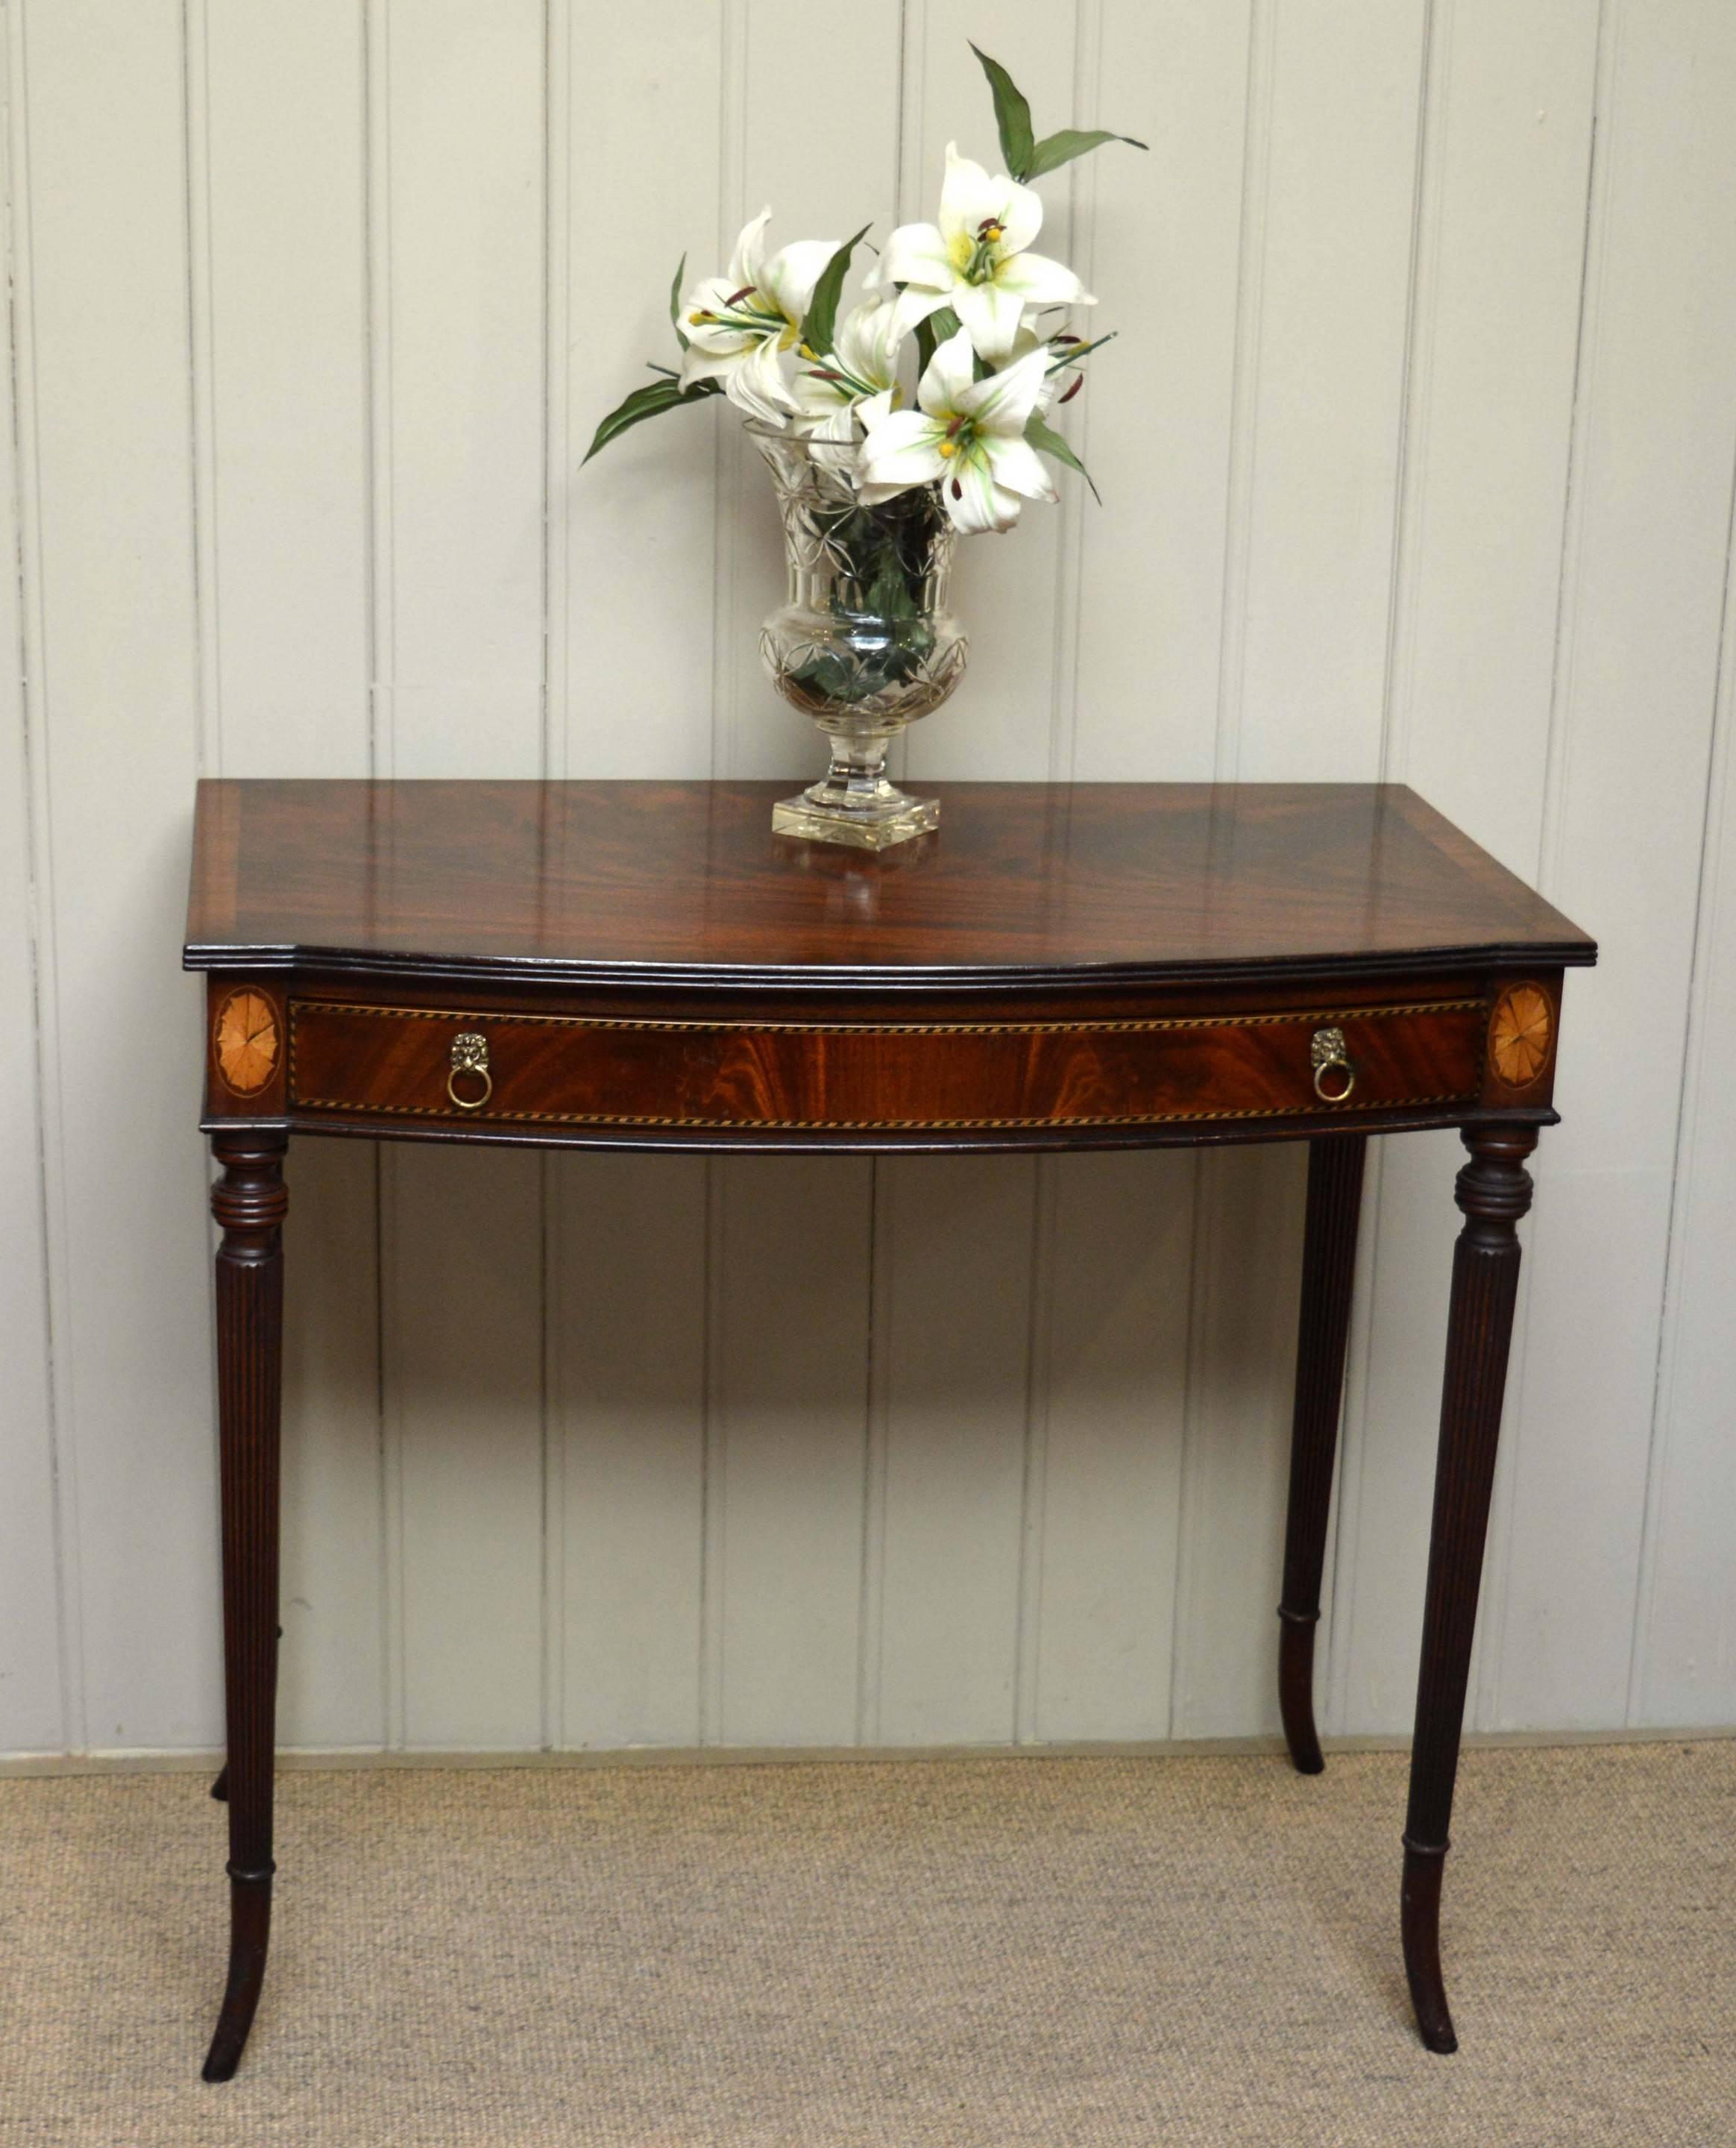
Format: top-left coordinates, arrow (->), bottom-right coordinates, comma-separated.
699,1161 -> 726,1745
1013,1159 -> 1057,1743
696,0 -> 753,1746
1171,0 -> 1278,1728
1211,0 -> 1274,783
5,0 -> 85,1756
363,0 -> 394,783
2,0 -> 72,1756
1376,0 -> 1441,787
538,0 -> 567,1755
181,0 -> 219,777
707,0 -> 748,779
856,1158 -> 891,1745
1482,0 -> 1614,1731
1536,0 -> 1614,902
362,0 -> 403,1751
1045,0 -> 1102,789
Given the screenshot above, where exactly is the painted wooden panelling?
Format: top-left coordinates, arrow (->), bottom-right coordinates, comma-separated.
548,2 -> 723,1753
374,0 -> 550,1750
0,21 -> 62,1758
1632,512 -> 1736,1727
1332,0 -> 1601,1736
1493,0 -> 1736,1729
1177,0 -> 1427,1739
4,0 -> 1735,1766
189,0 -> 386,1753
15,0 -> 216,1753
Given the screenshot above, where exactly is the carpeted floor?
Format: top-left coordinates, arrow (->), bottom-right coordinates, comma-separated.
1,1743 -> 1731,2147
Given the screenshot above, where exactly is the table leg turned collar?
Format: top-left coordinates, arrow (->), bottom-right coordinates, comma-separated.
203,1131 -> 288,2083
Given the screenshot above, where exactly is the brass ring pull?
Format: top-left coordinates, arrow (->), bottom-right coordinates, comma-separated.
447,1031 -> 492,1112
1310,1026 -> 1355,1104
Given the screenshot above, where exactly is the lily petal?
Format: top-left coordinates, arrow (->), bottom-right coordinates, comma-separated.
679,343 -> 741,392
993,250 -> 1092,309
1007,324 -> 1060,411
951,278 -> 1027,362
937,143 -> 1003,250
882,220 -> 956,293
994,178 -> 1044,259
764,238 -> 841,325
957,343 -> 1053,434
790,368 -> 846,419
916,327 -> 978,419
724,333 -> 796,423
679,275 -> 758,353
941,452 -> 1021,535
858,409 -> 947,495
981,431 -> 1059,503
800,401 -> 862,445
728,207 -> 773,292
887,281 -> 955,346
836,298 -> 904,389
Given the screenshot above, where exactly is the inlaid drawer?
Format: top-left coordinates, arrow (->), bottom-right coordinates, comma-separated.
286,996 -> 1487,1133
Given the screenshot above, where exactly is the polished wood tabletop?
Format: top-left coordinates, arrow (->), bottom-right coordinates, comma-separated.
182,776 -> 1594,2082
187,777 -> 1593,987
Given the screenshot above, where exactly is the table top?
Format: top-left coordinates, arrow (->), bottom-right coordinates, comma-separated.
184,778 -> 1596,993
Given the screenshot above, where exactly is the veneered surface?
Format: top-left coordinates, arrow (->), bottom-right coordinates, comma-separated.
185,779 -> 1597,989
286,996 -> 1486,1134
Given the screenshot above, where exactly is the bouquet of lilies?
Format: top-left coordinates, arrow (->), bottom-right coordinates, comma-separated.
585,46 -> 1144,537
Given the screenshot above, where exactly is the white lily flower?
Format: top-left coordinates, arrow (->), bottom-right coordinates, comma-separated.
805,386 -> 896,449
790,299 -> 906,441
881,144 -> 1094,362
679,209 -> 840,424
858,328 -> 1057,535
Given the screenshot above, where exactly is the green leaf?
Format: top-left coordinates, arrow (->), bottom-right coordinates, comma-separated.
1025,411 -> 1101,504
669,253 -> 689,349
582,374 -> 720,464
970,44 -> 1037,180
913,303 -> 962,380
1022,127 -> 1148,181
800,224 -> 871,359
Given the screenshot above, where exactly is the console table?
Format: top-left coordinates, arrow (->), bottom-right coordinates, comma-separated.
183,776 -> 1596,2079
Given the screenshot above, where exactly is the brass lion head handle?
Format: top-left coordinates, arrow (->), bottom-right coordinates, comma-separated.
1310,1026 -> 1355,1105
447,1031 -> 492,1113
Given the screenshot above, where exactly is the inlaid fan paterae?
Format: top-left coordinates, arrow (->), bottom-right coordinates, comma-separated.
1488,982 -> 1551,1089
214,988 -> 278,1096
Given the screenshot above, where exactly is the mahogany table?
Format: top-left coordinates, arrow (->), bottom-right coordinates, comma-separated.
183,776 -> 1596,2079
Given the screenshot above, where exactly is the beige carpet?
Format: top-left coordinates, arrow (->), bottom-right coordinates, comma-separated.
1,1743 -> 1732,2147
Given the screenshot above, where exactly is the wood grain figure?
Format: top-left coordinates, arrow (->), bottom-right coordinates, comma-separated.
183,777 -> 1595,2073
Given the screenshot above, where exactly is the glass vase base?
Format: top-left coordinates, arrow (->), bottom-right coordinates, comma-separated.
771,788 -> 940,851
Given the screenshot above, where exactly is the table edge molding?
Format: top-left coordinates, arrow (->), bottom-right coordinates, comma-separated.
183,938 -> 1600,993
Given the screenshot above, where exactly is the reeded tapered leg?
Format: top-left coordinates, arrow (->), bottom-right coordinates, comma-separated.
1401,1122 -> 1535,2055
1277,1133 -> 1367,1773
201,1131 -> 287,2084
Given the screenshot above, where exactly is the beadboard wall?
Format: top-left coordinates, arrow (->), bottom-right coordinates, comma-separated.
4,0 -> 1735,1763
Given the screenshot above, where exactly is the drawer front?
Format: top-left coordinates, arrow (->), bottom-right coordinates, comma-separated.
288,997 -> 1485,1132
